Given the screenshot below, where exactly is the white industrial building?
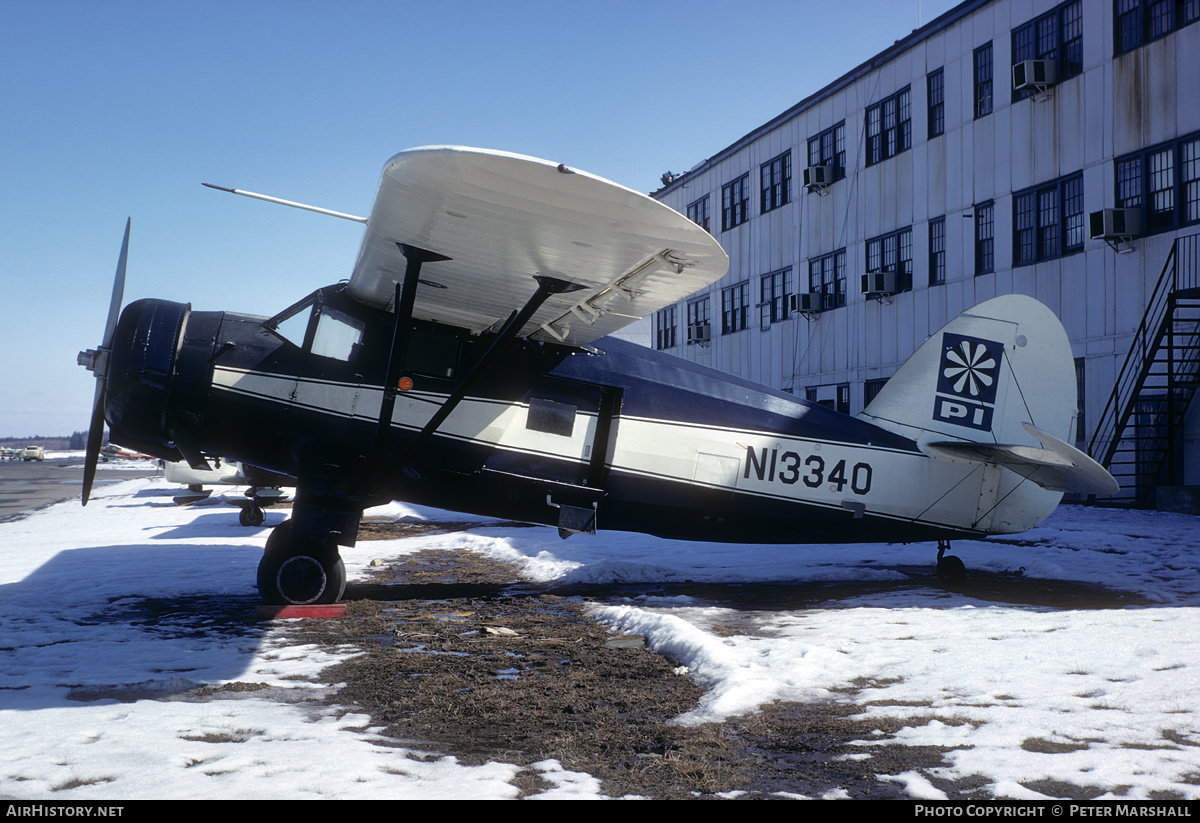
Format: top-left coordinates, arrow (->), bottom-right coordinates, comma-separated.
646,0 -> 1199,505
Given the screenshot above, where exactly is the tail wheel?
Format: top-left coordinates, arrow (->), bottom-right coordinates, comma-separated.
936,554 -> 966,582
257,519 -> 346,605
936,540 -> 966,582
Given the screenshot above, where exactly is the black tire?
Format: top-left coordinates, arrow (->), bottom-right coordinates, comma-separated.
239,505 -> 265,528
937,554 -> 966,582
257,519 -> 346,605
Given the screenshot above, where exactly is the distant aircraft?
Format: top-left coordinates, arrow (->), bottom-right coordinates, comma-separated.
101,444 -> 154,460
77,146 -> 1117,605
162,459 -> 293,526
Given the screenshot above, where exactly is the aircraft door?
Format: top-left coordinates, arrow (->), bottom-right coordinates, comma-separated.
483,377 -> 616,488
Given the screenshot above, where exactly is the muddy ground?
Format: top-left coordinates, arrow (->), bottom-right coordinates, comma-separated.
264,519 -> 1040,800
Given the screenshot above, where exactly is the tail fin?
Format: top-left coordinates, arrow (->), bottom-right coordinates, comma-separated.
859,295 -> 1116,520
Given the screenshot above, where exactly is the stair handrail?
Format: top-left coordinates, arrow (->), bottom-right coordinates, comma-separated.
1087,232 -> 1200,481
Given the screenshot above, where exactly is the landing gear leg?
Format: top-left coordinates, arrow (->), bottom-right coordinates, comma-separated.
257,518 -> 346,605
936,539 -> 966,582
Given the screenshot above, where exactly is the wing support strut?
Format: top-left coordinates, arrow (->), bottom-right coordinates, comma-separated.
373,244 -> 452,460
389,275 -> 586,472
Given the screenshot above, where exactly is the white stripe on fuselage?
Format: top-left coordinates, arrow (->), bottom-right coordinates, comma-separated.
211,366 -> 998,533
212,366 -> 598,466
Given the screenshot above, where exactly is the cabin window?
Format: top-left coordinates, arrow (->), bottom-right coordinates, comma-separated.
404,329 -> 461,379
311,306 -> 364,362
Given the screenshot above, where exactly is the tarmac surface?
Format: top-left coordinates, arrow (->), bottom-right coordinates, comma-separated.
0,456 -> 160,521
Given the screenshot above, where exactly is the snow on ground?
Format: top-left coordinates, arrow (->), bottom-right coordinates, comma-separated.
2,477 -> 1199,799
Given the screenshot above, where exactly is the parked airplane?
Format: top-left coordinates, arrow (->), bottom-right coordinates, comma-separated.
78,146 -> 1117,605
162,458 -> 293,525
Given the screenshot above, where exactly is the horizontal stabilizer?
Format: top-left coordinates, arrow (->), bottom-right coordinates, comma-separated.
922,423 -> 1119,497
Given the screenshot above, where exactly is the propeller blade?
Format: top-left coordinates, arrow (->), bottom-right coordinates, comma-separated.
82,219 -> 130,506
103,219 -> 130,348
81,384 -> 106,506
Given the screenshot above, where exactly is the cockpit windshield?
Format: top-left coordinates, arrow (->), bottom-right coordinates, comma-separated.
266,294 -> 364,363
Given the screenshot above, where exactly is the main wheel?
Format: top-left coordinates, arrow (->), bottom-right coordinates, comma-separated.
257,519 -> 346,605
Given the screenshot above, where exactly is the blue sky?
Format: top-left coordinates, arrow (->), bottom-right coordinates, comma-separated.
1,0 -> 961,438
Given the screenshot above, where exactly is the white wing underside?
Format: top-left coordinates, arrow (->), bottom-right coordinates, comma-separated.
347,146 -> 729,347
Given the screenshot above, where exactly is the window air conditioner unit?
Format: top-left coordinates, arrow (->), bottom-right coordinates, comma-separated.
1013,59 -> 1056,93
687,323 -> 711,344
789,293 -> 832,313
1089,208 -> 1142,240
803,165 -> 836,190
860,271 -> 898,297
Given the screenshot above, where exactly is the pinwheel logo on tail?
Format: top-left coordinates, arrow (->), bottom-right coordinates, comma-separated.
932,333 -> 1004,431
944,339 -> 996,398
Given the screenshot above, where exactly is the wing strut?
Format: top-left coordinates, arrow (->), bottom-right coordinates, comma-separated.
373,244 -> 452,460
389,275 -> 585,471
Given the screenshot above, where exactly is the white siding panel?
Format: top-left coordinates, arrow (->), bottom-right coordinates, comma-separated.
646,0 -> 1196,490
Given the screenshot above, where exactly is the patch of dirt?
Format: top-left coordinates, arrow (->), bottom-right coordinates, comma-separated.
281,525 -> 982,799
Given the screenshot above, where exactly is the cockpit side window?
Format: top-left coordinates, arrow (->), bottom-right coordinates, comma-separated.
311,306 -> 364,362
266,294 -> 363,363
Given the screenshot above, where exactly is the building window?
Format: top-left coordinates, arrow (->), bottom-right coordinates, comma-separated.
866,227 -> 913,292
1014,173 -> 1084,265
1115,132 -> 1200,234
721,280 -> 750,334
974,42 -> 993,118
687,195 -> 710,232
807,122 -> 847,177
975,202 -> 995,275
1149,147 -> 1176,230
927,68 -> 944,138
866,87 -> 911,166
864,377 -> 889,408
759,268 -> 791,329
760,151 -> 792,213
808,249 -> 847,310
687,296 -> 711,345
1012,0 -> 1083,100
1116,0 -> 1200,55
929,217 -> 946,285
806,384 -> 851,415
721,174 -> 750,231
654,305 -> 677,350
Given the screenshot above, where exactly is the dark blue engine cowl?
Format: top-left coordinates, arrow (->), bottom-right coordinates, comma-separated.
105,298 -> 191,458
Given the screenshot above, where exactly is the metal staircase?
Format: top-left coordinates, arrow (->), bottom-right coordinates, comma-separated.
1089,232 -> 1200,504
